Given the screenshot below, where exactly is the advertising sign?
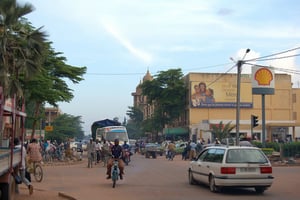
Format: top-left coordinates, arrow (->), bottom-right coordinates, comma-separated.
190,81 -> 253,108
252,66 -> 275,95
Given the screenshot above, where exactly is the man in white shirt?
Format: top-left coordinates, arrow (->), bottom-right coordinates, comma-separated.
14,138 -> 34,195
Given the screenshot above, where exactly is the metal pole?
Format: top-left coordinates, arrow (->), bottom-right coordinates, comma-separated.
262,94 -> 266,147
236,61 -> 242,146
235,48 -> 250,146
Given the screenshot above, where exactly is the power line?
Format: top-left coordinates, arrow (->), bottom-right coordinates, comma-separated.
245,46 -> 300,62
245,63 -> 300,75
86,72 -> 145,76
246,53 -> 300,62
207,64 -> 237,87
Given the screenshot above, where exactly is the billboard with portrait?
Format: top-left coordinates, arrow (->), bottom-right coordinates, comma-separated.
190,81 -> 253,108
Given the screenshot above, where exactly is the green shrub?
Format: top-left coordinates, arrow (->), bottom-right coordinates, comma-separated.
261,148 -> 274,156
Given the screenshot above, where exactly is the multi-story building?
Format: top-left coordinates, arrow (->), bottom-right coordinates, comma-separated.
44,107 -> 62,126
133,70 -> 300,142
185,72 -> 300,142
131,70 -> 155,120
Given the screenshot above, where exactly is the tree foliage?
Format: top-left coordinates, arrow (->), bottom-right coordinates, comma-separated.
126,106 -> 144,139
44,113 -> 84,143
210,121 -> 236,141
0,0 -> 47,98
140,68 -> 186,132
0,1 -> 87,139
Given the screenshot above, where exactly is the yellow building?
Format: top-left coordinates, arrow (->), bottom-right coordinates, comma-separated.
185,72 -> 300,142
132,70 -> 300,142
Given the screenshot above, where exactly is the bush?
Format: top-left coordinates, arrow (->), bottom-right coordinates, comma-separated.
254,141 -> 300,158
261,148 -> 274,156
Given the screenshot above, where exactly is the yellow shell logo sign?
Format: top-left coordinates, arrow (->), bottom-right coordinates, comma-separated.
254,68 -> 273,86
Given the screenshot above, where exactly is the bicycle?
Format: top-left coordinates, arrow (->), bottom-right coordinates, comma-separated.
28,161 -> 43,182
111,159 -> 119,188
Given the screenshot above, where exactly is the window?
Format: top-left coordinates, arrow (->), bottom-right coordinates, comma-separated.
292,93 -> 296,103
226,149 -> 268,163
202,148 -> 224,163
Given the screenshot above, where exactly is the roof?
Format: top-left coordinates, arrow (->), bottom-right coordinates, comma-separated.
163,127 -> 189,136
91,119 -> 121,139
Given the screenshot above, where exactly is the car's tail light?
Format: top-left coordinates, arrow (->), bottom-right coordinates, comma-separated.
221,167 -> 236,174
260,166 -> 272,174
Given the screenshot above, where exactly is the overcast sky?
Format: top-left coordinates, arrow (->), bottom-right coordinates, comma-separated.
20,0 -> 300,135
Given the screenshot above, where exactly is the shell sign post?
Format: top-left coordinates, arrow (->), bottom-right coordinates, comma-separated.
252,66 -> 275,95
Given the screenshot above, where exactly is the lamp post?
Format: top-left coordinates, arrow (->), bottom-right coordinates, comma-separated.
235,49 -> 250,146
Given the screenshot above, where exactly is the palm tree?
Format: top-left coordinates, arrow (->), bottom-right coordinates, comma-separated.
210,121 -> 236,142
0,0 -> 47,98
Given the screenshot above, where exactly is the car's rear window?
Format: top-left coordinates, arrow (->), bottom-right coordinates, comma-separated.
226,149 -> 268,163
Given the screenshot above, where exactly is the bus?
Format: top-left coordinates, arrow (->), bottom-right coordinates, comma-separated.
96,126 -> 129,145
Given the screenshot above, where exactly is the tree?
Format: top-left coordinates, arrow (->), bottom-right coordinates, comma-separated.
126,106 -> 144,139
140,68 -> 186,134
0,0 -> 47,98
210,121 -> 236,142
23,42 -> 86,138
44,113 -> 84,143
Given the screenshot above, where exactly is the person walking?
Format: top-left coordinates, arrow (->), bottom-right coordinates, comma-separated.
86,138 -> 95,168
101,139 -> 111,167
95,139 -> 102,164
14,138 -> 34,195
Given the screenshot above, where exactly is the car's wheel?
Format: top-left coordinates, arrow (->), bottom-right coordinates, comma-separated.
188,170 -> 196,185
209,175 -> 219,193
255,187 -> 266,194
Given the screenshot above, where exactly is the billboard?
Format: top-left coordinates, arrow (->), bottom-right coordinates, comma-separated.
190,81 -> 253,108
252,66 -> 275,95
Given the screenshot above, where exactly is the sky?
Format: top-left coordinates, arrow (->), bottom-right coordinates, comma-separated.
19,0 -> 300,135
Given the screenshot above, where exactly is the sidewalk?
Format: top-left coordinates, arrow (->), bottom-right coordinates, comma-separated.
15,154 -> 85,200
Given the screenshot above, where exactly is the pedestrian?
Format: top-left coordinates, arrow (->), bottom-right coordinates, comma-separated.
14,138 -> 34,195
189,141 -> 197,160
101,139 -> 111,167
95,139 -> 102,164
86,138 -> 95,168
76,140 -> 83,161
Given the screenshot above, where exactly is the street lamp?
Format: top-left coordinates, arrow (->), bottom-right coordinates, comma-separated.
235,49 -> 250,146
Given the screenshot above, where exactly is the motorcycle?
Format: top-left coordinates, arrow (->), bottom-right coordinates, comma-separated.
122,149 -> 131,165
111,159 -> 119,188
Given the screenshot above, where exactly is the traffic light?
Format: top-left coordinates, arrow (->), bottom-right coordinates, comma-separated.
251,115 -> 259,128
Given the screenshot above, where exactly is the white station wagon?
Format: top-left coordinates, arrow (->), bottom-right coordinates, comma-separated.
188,145 -> 274,194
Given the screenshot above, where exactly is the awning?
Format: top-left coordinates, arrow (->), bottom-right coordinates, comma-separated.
163,127 -> 189,136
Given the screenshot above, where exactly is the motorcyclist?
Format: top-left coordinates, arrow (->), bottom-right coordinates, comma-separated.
122,141 -> 131,162
122,141 -> 130,150
106,139 -> 125,180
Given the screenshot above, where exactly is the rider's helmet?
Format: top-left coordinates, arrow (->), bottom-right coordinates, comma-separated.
114,139 -> 119,145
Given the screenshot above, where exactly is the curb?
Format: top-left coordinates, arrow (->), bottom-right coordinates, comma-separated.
58,192 -> 77,200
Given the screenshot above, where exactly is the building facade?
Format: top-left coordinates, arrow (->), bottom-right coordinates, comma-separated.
131,70 -> 155,120
44,107 -> 62,126
133,70 -> 300,142
185,72 -> 300,142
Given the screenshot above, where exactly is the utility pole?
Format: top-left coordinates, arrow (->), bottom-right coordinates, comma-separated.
235,49 -> 250,146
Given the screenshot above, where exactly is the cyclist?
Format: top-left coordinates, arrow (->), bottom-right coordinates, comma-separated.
27,138 -> 42,164
106,139 -> 124,180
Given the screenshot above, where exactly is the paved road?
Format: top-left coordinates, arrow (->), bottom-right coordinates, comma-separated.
16,153 -> 300,200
